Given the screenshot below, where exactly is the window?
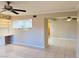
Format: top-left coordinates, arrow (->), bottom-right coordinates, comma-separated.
12,19 -> 32,29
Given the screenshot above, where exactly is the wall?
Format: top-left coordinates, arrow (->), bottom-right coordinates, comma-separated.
77,8 -> 79,57
11,11 -> 77,48
50,18 -> 77,40
12,15 -> 48,48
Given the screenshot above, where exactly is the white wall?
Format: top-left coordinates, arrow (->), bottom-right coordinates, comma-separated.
50,18 -> 77,40
77,8 -> 79,57
12,15 -> 48,48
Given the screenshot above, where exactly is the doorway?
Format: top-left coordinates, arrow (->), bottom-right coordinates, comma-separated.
47,17 -> 77,49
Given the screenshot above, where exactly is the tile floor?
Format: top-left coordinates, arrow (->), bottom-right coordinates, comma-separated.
0,36 -> 76,58
0,44 -> 76,58
49,37 -> 76,49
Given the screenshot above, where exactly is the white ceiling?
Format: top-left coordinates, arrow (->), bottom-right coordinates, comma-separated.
0,1 -> 79,16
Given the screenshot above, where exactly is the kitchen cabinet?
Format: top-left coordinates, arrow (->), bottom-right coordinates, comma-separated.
0,19 -> 11,28
0,37 -> 5,46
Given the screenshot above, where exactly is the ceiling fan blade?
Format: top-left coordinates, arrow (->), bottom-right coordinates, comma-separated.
11,10 -> 19,14
13,9 -> 26,12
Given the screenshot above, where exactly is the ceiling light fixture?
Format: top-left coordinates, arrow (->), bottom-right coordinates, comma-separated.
66,17 -> 72,21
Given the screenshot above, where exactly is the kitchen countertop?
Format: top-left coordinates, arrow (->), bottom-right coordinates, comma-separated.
0,33 -> 13,36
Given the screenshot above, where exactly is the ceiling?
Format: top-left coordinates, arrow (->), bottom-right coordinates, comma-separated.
0,1 -> 79,16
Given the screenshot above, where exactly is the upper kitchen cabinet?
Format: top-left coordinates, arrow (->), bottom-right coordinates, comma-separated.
0,19 -> 11,28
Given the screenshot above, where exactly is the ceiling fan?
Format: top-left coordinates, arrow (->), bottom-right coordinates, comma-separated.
0,1 -> 26,14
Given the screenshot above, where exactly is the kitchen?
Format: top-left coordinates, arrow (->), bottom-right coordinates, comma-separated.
0,14 -> 12,46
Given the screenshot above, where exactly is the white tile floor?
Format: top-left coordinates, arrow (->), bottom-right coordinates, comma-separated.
0,44 -> 76,58
0,36 -> 76,58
